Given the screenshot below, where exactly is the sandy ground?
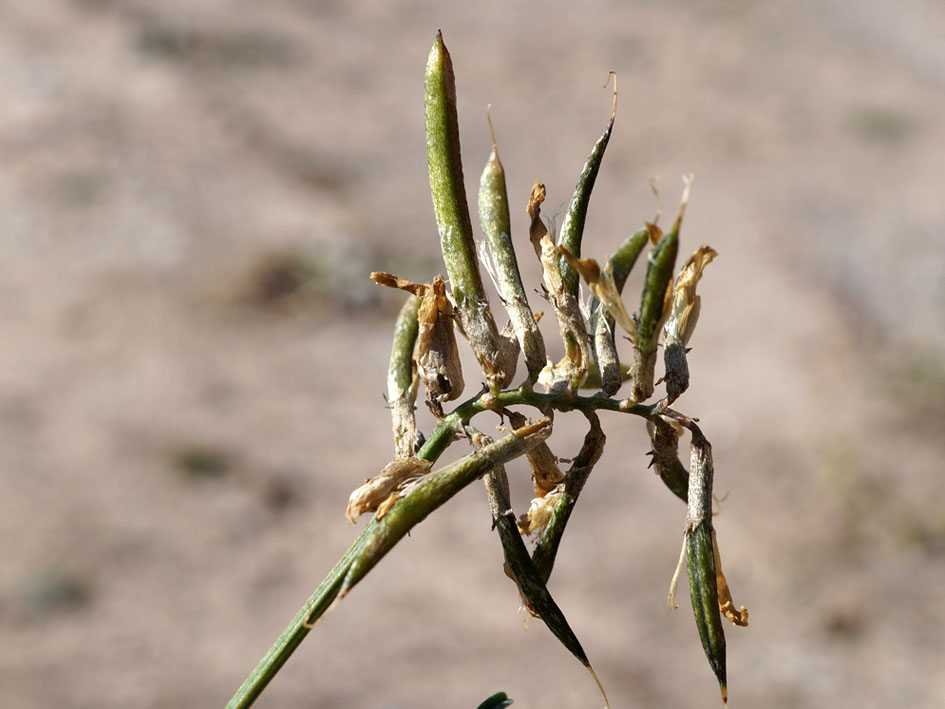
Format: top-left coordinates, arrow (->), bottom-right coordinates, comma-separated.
1,1 -> 944,707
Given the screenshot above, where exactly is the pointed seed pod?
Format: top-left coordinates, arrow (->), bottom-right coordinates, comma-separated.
685,428 -> 728,705
479,109 -> 546,383
425,31 -> 507,390
557,73 -> 618,297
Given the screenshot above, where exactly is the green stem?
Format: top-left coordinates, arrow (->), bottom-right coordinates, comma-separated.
227,386 -> 677,708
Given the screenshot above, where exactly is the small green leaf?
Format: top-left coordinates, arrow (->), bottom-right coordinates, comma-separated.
476,691 -> 514,709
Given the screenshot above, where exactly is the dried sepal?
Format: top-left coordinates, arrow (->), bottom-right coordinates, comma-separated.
387,295 -> 421,457
662,244 -> 717,404
506,410 -> 563,497
526,181 -> 549,259
371,272 -> 464,403
345,457 -> 432,524
560,248 -> 637,340
518,489 -> 561,536
713,532 -> 749,627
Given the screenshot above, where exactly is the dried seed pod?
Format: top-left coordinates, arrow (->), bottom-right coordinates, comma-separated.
345,457 -> 432,524
528,195 -> 591,392
531,413 -> 606,584
479,110 -> 546,383
557,73 -> 618,297
476,429 -> 609,709
646,417 -> 689,502
662,244 -> 717,404
387,295 -> 421,457
371,273 -> 463,403
425,31 -> 507,390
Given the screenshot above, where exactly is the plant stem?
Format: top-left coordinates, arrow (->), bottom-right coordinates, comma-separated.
227,386 -> 676,708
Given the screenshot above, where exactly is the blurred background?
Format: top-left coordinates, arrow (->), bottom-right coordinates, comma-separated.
1,1 -> 944,707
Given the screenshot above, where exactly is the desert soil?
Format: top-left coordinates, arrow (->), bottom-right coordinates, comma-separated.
1,1 -> 944,707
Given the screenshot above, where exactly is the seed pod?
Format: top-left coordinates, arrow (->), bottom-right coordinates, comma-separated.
387,295 -> 421,457
557,73 -> 618,297
685,428 -> 727,705
425,31 -> 507,390
645,417 -> 689,503
479,110 -> 546,383
588,229 -> 649,395
370,273 -> 463,403
477,430 -> 609,709
630,180 -> 691,401
662,244 -> 717,404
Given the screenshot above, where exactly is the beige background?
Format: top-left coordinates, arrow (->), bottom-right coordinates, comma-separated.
1,1 -> 944,707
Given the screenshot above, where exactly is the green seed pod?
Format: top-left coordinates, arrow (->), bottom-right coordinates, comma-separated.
631,228 -> 678,401
425,31 -> 506,389
478,440 -> 609,709
557,74 -> 618,297
590,228 -> 649,395
479,111 -> 546,383
687,523 -> 727,705
686,428 -> 727,705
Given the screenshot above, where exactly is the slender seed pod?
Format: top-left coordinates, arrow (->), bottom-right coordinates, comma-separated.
340,418 -> 552,596
387,295 -> 421,457
425,31 -> 506,390
477,432 -> 609,709
531,413 -> 606,584
631,228 -> 678,401
479,109 -> 546,383
589,228 -> 649,395
685,428 -> 728,705
557,73 -> 618,297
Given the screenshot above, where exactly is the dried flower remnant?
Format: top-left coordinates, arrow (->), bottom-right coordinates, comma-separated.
371,272 -> 464,404
662,244 -> 717,404
528,184 -> 591,392
387,295 -> 421,457
346,457 -> 433,524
